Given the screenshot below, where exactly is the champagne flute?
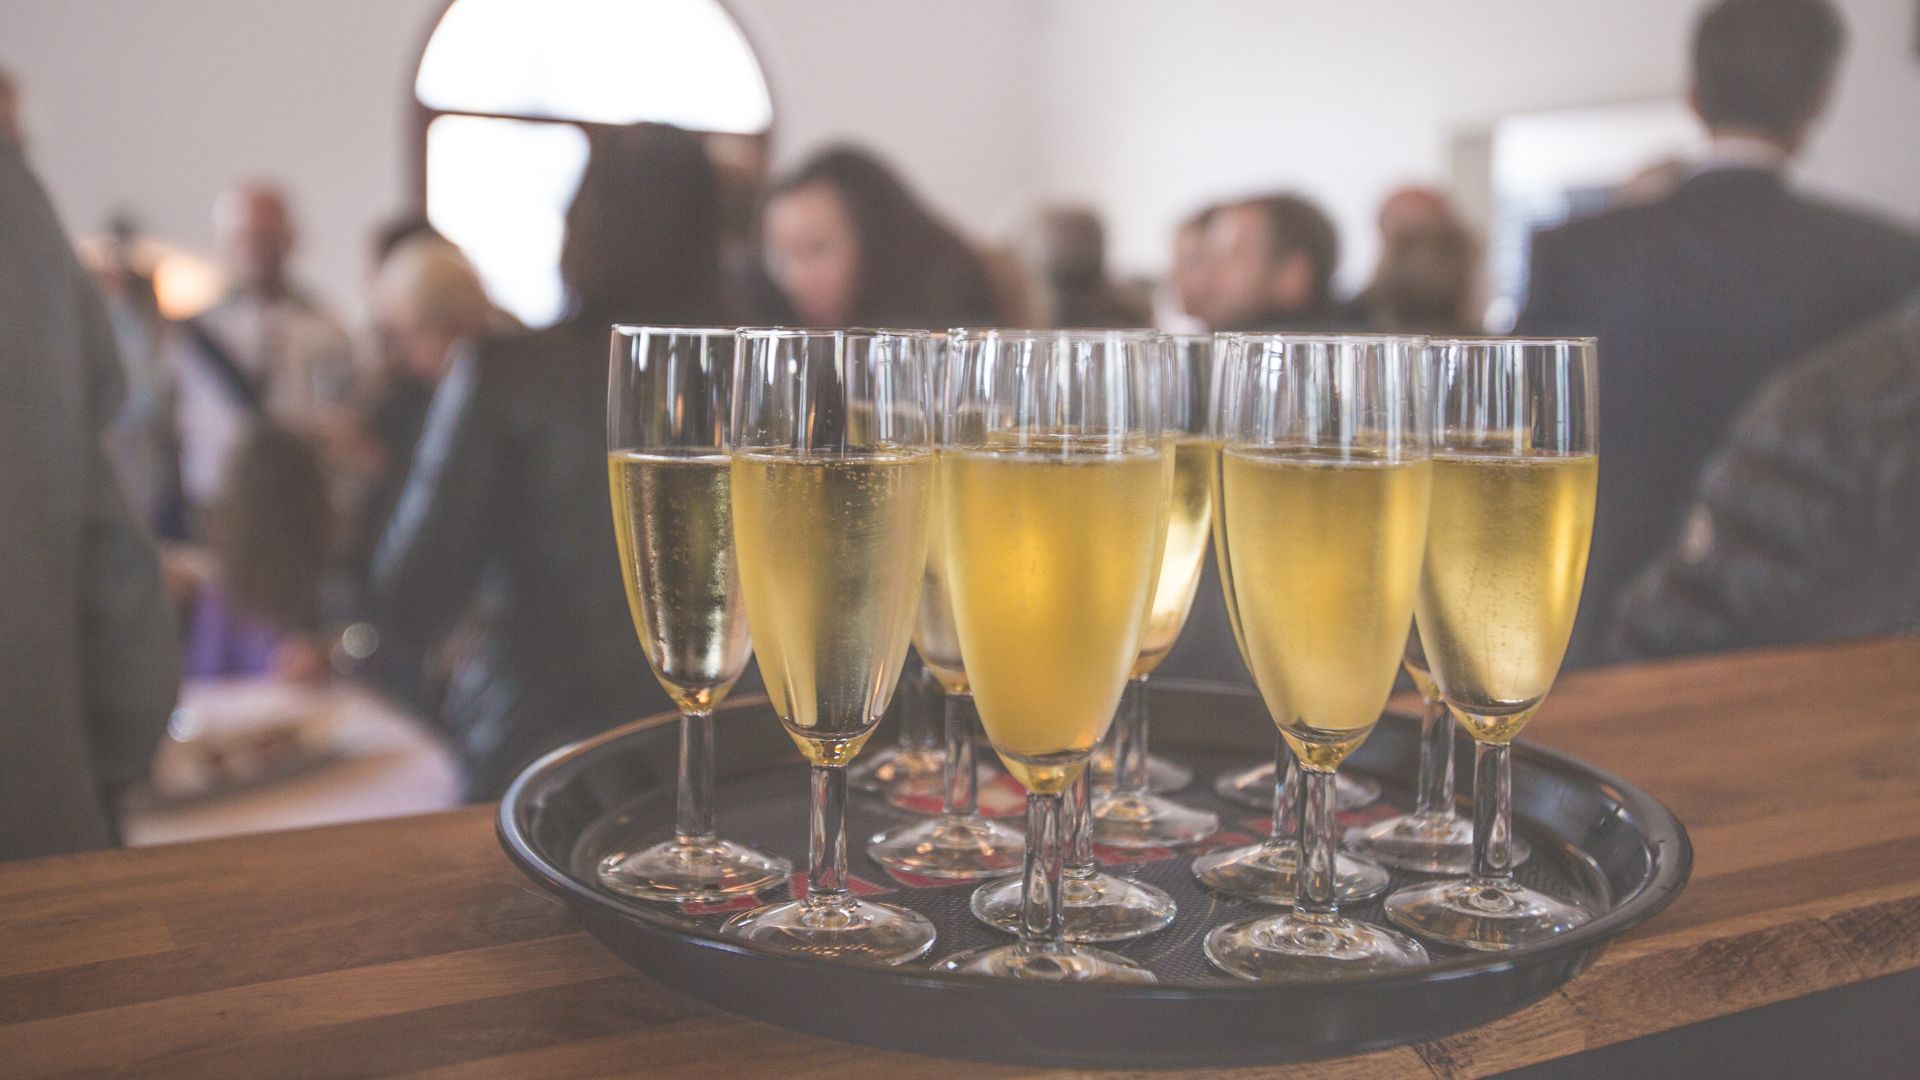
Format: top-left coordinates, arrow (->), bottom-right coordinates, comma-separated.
1091,334 -> 1221,849
1203,332 -> 1432,980
720,328 -> 938,964
598,326 -> 791,903
1192,338 -> 1392,907
868,337 -> 1025,881
1386,337 -> 1598,950
1345,628 -> 1530,873
848,657 -> 945,798
935,328 -> 1166,982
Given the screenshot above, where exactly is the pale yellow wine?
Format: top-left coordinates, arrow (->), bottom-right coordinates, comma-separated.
1415,453 -> 1597,742
607,451 -> 751,714
730,449 -> 932,765
1134,436 -> 1215,676
942,443 -> 1167,794
1221,449 -> 1432,770
1403,627 -> 1440,703
1209,440 -> 1253,672
911,457 -> 968,695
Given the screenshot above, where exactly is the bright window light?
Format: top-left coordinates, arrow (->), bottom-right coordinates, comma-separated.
416,0 -> 773,134
425,115 -> 591,327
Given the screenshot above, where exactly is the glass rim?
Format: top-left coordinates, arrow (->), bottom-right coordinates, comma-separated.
1213,331 -> 1429,347
1424,335 -> 1598,349
735,326 -> 934,341
610,323 -> 739,338
946,326 -> 1162,343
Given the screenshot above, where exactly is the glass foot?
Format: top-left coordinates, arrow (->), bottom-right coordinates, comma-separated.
867,814 -> 1025,882
937,942 -> 1155,983
848,745 -> 944,797
1205,911 -> 1428,981
1343,811 -> 1529,875
971,868 -> 1176,943
1090,748 -> 1193,794
721,894 -> 936,964
1090,790 -> 1220,849
1385,877 -> 1594,951
595,837 -> 791,904
1213,762 -> 1380,811
1191,840 -> 1390,905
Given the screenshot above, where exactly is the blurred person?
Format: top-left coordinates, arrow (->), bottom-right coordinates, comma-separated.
350,235 -> 504,591
183,424 -> 334,683
1611,293 -> 1920,659
84,214 -> 182,537
757,145 -> 1001,328
1197,194 -> 1347,332
0,129 -> 179,859
1375,185 -> 1454,237
1618,157 -> 1691,206
372,122 -> 717,799
1358,216 -> 1483,336
163,182 -> 360,523
1019,205 -> 1151,329
1153,206 -> 1215,332
1515,0 -> 1920,666
370,212 -> 445,271
0,66 -> 22,146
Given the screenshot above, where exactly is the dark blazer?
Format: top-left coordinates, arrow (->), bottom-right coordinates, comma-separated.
1612,294 -> 1920,659
0,137 -> 180,859
371,320 -> 678,799
1514,167 -> 1920,666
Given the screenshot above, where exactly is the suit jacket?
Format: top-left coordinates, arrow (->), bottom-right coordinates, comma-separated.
1613,294 -> 1920,659
0,137 -> 180,860
371,320 -> 678,799
1514,167 -> 1920,666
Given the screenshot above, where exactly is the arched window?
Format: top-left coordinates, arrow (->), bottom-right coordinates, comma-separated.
414,0 -> 773,325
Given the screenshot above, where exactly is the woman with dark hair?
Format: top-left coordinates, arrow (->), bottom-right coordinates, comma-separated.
371,122 -> 720,798
757,144 -> 1002,328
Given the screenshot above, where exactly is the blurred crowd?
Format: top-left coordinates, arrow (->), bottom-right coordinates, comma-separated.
2,0 -> 1916,858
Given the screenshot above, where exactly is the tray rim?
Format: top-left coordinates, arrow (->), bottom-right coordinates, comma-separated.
497,679 -> 1693,1004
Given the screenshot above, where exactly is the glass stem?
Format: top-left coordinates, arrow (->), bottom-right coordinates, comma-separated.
674,710 -> 717,845
1065,767 -> 1095,875
1111,675 -> 1151,796
806,764 -> 851,907
1470,741 -> 1516,887
942,692 -> 977,817
1019,790 -> 1065,946
1295,766 -> 1340,920
1413,695 -> 1456,821
1269,735 -> 1302,846
900,663 -> 938,754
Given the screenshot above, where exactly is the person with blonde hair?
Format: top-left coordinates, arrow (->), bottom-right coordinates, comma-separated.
350,234 -> 508,606
370,235 -> 497,385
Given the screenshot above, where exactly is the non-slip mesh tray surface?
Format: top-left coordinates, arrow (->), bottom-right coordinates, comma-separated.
570,745 -> 1610,984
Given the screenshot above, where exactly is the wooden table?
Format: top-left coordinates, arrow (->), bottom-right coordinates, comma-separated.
3,637 -> 1917,1078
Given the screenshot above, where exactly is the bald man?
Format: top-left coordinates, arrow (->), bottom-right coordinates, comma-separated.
163,183 -> 358,520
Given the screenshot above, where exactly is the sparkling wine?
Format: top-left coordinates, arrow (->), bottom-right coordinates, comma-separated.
910,457 -> 967,694
1415,452 -> 1597,742
730,449 -> 933,765
1134,436 -> 1215,676
942,441 -> 1167,793
607,450 -> 751,713
1220,448 -> 1432,770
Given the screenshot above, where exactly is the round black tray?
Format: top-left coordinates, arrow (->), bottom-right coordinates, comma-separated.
497,681 -> 1691,1068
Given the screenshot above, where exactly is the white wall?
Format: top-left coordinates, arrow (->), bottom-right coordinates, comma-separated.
0,0 -> 1040,323
1034,0 -> 1920,289
2,0 -> 1915,316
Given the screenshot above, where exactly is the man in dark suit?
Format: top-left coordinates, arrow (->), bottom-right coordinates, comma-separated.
1197,194 -> 1349,332
0,128 -> 180,859
1515,0 -> 1920,666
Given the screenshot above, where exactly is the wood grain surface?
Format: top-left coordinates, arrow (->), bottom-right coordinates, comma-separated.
2,636 -> 1916,1078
